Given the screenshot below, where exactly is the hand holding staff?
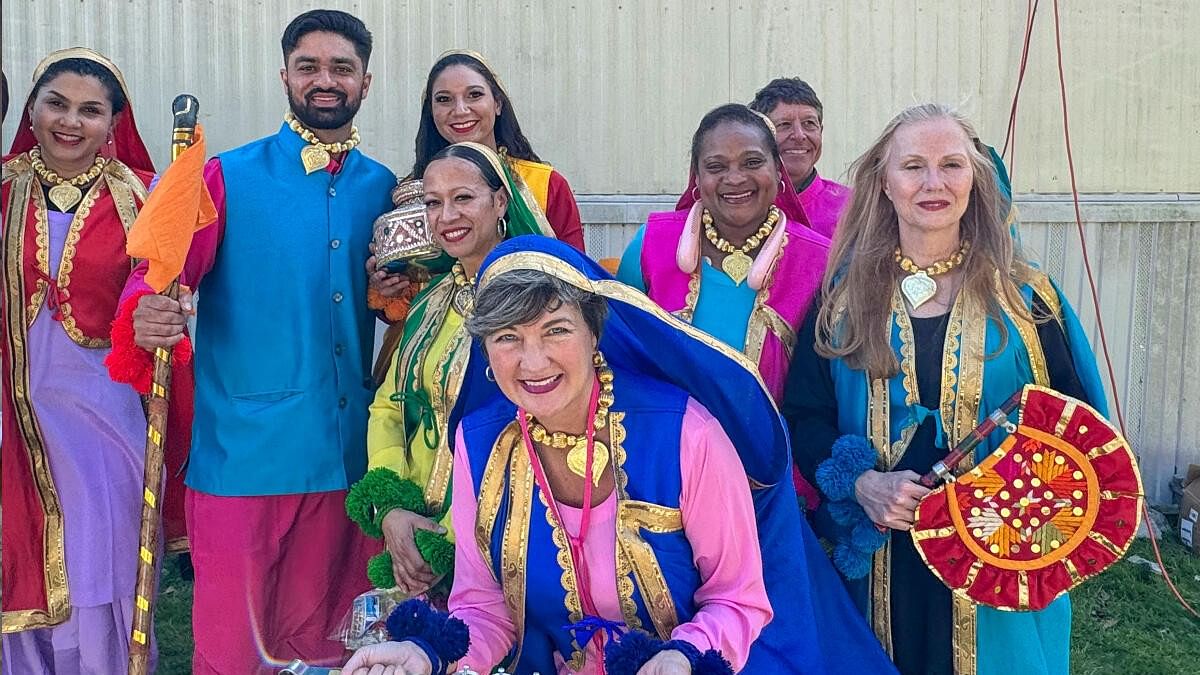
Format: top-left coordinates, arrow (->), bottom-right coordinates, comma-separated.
126,93 -> 204,675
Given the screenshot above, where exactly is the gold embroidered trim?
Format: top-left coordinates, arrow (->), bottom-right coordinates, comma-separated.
676,270 -> 700,323
608,413 -> 645,633
619,501 -> 683,533
2,166 -> 71,632
54,178 -> 109,348
996,275 -> 1049,386
423,320 -> 470,513
870,542 -> 893,657
951,594 -> 977,675
499,425 -> 533,665
474,423 -> 518,577
951,293 -> 987,449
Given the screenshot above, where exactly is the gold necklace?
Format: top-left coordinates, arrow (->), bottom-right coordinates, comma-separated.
527,354 -> 615,487
894,240 -> 970,309
29,146 -> 107,212
285,112 -> 361,175
702,205 -> 780,285
450,261 -> 475,316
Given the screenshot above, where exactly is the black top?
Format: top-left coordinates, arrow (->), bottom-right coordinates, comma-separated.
781,295 -> 1088,675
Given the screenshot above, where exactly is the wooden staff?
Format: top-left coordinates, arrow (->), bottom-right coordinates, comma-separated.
127,93 -> 199,675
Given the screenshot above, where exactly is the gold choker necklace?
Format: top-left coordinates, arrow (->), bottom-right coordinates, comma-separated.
527,353 -> 615,486
450,262 -> 475,316
285,112 -> 361,175
702,206 -> 780,285
30,146 -> 107,212
894,241 -> 970,309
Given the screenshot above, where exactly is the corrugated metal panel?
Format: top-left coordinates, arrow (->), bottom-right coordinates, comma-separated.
3,1 -> 1196,499
3,0 -> 1197,193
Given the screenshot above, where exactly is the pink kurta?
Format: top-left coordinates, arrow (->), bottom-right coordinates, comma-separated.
448,399 -> 772,674
797,171 -> 851,239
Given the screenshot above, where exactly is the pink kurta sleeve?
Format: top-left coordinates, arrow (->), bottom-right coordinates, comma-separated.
119,156 -> 227,303
668,398 -> 773,670
447,426 -> 517,671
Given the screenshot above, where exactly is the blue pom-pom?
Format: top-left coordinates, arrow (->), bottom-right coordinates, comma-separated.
694,649 -> 735,675
817,435 -> 877,501
833,542 -> 873,579
831,435 -> 877,473
385,598 -> 432,641
429,614 -> 470,663
384,598 -> 470,669
816,458 -> 856,501
849,519 -> 889,553
604,631 -> 659,675
827,498 -> 867,527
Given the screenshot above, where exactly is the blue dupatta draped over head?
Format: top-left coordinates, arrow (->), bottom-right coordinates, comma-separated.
458,235 -> 789,483
451,235 -> 896,674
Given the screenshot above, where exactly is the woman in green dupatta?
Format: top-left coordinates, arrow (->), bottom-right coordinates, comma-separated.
350,142 -> 546,596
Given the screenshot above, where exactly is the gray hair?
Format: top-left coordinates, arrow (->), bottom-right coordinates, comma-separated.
466,268 -> 608,341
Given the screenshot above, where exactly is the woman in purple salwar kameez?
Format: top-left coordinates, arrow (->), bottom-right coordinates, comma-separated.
1,49 -> 159,673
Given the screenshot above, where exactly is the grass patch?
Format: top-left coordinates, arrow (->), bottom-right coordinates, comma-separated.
154,538 -> 1200,674
156,557 -> 194,674
1070,536 -> 1200,674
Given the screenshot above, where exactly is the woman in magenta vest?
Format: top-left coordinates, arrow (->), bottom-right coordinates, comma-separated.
616,103 -> 828,510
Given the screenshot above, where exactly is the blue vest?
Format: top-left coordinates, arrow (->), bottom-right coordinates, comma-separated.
462,371 -> 700,674
187,123 -> 395,495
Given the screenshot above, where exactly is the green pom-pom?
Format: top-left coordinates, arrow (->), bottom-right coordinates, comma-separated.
415,529 -> 456,577
345,468 -> 427,538
367,551 -> 396,589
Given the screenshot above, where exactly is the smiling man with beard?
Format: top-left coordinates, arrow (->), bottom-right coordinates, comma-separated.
118,9 -> 396,673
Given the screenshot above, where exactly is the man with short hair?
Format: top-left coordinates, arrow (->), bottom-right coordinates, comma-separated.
750,77 -> 850,238
120,9 -> 395,672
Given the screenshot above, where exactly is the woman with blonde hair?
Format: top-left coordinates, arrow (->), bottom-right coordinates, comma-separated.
783,103 -> 1107,675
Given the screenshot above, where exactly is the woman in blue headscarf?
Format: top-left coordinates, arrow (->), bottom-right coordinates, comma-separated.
344,236 -> 894,674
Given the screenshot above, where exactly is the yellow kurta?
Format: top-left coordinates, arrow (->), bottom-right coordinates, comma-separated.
366,278 -> 469,538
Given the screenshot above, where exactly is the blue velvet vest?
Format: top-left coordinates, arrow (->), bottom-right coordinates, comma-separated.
462,370 -> 700,674
187,123 -> 395,495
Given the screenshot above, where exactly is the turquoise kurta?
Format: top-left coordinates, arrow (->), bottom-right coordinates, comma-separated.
617,226 -> 755,348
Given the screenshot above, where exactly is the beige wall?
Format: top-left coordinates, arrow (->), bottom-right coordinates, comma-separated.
4,1 -> 1197,500
3,0 -> 1197,194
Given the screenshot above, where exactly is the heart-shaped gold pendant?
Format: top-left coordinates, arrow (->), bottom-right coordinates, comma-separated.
900,271 -> 938,309
300,145 -> 331,175
566,439 -> 609,487
721,251 -> 752,285
47,183 -> 83,212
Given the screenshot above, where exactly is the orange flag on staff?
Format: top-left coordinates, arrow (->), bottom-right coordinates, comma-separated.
126,124 -> 217,292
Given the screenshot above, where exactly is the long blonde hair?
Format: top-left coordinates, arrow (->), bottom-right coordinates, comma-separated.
815,103 -> 1034,379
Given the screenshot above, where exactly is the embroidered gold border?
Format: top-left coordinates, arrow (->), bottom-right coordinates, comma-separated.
499,425 -> 534,665
2,163 -> 71,632
504,159 -> 556,239
607,413 -> 645,633
995,275 -> 1049,387
539,488 -> 588,670
677,271 -> 700,323
423,320 -> 471,513
474,423 -> 519,576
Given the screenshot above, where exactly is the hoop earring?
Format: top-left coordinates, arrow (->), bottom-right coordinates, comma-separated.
779,178 -> 786,191
496,216 -> 508,239
690,186 -> 700,202
485,366 -> 495,382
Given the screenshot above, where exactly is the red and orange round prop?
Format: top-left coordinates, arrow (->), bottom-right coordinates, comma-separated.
912,385 -> 1143,611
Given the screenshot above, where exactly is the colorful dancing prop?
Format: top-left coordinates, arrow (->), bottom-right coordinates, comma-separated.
126,94 -> 200,675
912,385 -> 1143,611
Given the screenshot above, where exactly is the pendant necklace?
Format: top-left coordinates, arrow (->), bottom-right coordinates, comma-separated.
702,205 -> 779,285
526,353 -> 614,487
285,112 -> 360,174
30,146 -> 106,212
894,240 -> 970,309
